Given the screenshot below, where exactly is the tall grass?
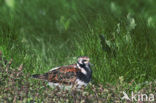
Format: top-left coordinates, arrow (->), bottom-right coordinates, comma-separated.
0,0 -> 156,85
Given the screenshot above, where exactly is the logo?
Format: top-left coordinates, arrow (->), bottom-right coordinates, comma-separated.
122,91 -> 155,102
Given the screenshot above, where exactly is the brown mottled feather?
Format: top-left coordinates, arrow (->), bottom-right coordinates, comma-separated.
32,64 -> 80,85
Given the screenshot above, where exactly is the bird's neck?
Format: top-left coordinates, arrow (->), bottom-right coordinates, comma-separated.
76,62 -> 92,83
77,62 -> 92,76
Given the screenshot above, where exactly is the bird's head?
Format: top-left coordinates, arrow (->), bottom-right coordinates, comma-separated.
77,56 -> 90,66
77,56 -> 92,76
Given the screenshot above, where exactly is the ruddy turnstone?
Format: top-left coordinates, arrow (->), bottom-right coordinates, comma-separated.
32,56 -> 92,89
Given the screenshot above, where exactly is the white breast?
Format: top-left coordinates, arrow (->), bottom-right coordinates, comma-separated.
75,79 -> 88,88
48,82 -> 72,90
48,79 -> 88,90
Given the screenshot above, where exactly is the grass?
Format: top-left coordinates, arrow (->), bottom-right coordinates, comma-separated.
0,0 -> 156,102
0,55 -> 155,102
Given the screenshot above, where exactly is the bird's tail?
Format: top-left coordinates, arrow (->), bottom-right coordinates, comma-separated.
32,74 -> 47,80
32,74 -> 40,78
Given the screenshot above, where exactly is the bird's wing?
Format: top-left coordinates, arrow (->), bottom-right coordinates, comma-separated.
33,64 -> 80,85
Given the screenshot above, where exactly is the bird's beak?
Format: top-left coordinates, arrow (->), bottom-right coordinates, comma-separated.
89,62 -> 93,66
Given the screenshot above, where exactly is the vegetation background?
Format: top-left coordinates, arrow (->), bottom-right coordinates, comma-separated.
0,0 -> 156,102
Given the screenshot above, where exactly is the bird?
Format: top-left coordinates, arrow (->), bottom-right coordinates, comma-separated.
32,56 -> 92,90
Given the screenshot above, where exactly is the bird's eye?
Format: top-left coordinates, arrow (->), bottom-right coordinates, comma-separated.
82,60 -> 87,62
